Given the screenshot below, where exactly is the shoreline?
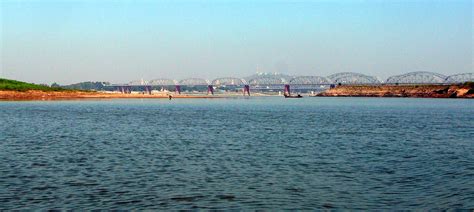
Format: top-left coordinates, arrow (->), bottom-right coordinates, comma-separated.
0,90 -> 224,101
2,84 -> 474,101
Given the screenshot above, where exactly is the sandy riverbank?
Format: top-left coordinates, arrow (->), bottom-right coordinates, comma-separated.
0,90 -> 223,101
316,84 -> 474,98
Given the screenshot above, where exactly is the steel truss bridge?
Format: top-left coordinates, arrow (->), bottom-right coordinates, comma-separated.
109,72 -> 474,96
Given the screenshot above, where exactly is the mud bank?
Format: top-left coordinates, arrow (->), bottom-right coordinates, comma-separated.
316,84 -> 474,98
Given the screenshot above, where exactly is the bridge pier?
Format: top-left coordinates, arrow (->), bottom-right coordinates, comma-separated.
144,85 -> 152,95
284,84 -> 291,96
243,85 -> 250,96
175,85 -> 181,94
207,85 -> 214,95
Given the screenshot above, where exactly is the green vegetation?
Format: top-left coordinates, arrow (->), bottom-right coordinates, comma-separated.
463,81 -> 474,88
464,82 -> 474,95
62,81 -> 110,90
0,78 -> 67,92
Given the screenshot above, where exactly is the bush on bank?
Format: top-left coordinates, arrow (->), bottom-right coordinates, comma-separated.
0,78 -> 67,92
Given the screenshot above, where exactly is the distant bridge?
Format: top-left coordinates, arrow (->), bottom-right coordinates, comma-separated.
109,72 -> 474,96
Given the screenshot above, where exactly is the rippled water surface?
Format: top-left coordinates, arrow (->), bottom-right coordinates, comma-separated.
1,97 -> 473,209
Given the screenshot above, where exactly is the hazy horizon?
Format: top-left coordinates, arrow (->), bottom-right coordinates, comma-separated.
1,0 -> 473,84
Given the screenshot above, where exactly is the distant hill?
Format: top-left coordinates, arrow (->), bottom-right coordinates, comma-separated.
62,81 -> 110,90
0,78 -> 66,92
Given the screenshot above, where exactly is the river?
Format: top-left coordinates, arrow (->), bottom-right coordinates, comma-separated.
1,97 -> 473,209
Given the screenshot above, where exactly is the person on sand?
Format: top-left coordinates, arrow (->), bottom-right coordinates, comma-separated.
169,94 -> 172,100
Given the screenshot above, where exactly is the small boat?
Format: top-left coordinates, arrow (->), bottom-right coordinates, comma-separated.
284,94 -> 303,98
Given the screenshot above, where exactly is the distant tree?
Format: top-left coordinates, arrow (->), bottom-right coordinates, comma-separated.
51,82 -> 61,88
62,81 -> 111,91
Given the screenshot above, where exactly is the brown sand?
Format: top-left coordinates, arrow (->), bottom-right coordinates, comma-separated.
0,90 -> 222,101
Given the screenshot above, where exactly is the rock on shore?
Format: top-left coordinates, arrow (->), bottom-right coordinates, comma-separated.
316,84 -> 474,98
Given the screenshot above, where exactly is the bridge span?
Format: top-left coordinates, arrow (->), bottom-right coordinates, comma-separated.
108,72 -> 474,96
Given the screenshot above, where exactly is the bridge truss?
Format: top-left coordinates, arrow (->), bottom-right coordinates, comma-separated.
444,73 -> 474,83
211,77 -> 247,86
148,78 -> 177,86
385,71 -> 447,84
327,72 -> 380,84
179,78 -> 209,86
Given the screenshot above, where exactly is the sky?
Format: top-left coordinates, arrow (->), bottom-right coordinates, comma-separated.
1,0 -> 473,84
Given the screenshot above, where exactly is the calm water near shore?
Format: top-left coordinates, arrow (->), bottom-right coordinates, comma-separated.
1,97 -> 473,209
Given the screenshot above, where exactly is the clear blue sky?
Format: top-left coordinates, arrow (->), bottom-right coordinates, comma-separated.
1,0 -> 472,84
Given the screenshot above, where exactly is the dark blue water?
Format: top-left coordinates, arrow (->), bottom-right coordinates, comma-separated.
1,97 -> 473,209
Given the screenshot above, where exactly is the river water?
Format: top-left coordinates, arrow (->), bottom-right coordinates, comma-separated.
1,97 -> 473,209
